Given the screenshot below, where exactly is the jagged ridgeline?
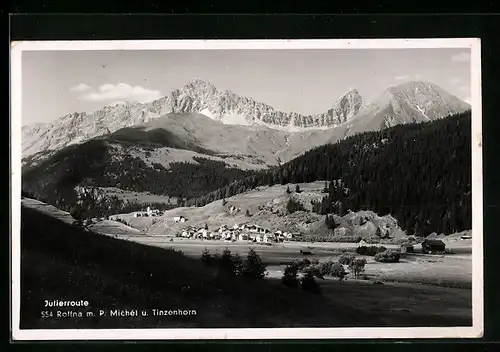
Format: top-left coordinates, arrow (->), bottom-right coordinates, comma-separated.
189,111 -> 472,237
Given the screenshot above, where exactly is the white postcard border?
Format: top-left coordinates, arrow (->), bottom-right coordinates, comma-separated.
10,38 -> 483,341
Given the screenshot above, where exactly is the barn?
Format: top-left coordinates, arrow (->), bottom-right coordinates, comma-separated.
421,239 -> 445,254
400,243 -> 414,253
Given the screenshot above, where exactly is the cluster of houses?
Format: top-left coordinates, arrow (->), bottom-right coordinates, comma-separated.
133,207 -> 163,218
178,223 -> 299,243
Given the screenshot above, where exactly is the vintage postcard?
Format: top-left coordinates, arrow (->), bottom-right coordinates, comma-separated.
10,38 -> 483,340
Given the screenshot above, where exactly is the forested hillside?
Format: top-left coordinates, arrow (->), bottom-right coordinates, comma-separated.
188,111 -> 472,237
21,139 -> 255,215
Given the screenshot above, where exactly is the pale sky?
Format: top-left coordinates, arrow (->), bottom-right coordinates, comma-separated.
21,48 -> 471,125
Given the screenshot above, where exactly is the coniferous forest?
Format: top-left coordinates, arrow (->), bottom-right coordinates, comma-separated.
188,111 -> 472,237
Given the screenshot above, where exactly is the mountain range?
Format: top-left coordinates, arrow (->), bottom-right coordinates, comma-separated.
21,79 -> 469,159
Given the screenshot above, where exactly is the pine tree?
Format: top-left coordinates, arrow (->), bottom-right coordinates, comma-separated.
322,181 -> 329,193
281,264 -> 299,288
242,248 -> 267,280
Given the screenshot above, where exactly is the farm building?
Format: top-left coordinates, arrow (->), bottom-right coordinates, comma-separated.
421,239 -> 445,254
173,216 -> 186,223
400,243 -> 414,253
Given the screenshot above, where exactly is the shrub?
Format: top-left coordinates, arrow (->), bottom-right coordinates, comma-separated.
303,265 -> 325,280
338,253 -> 356,265
242,248 -> 267,280
318,261 -> 334,276
356,245 -> 387,256
374,250 -> 401,263
201,248 -> 214,265
325,215 -> 338,230
295,185 -> 302,193
300,272 -> 321,294
281,264 -> 299,288
349,258 -> 367,279
330,262 -> 347,280
292,258 -> 311,271
232,253 -> 244,275
286,198 -> 305,214
219,248 -> 238,274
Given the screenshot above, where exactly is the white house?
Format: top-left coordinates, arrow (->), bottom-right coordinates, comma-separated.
255,234 -> 262,242
263,233 -> 275,243
248,225 -> 258,232
173,216 -> 186,223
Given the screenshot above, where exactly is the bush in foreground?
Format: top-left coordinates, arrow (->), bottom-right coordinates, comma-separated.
303,265 -> 325,280
329,262 -> 347,281
241,248 -> 267,280
281,264 -> 300,288
291,258 -> 311,271
201,248 -> 243,275
300,272 -> 321,294
349,258 -> 367,279
374,250 -> 401,263
356,245 -> 387,256
338,253 -> 356,266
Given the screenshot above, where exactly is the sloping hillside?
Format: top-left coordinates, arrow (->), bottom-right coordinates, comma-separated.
21,137 -> 259,214
103,112 -> 349,166
109,182 -> 405,243
20,202 -> 383,329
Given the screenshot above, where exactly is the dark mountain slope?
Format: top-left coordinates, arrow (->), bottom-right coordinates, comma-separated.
103,124 -> 216,155
21,137 -> 256,215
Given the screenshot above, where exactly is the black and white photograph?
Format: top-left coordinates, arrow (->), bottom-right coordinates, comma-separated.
10,39 -> 483,340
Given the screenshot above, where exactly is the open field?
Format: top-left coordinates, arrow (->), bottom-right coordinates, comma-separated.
98,187 -> 178,205
92,232 -> 472,289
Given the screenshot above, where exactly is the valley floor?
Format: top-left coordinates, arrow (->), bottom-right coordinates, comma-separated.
19,198 -> 474,329
89,232 -> 472,327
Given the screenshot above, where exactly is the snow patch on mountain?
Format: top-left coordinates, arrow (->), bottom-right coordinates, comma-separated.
346,81 -> 470,134
22,79 -> 364,158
